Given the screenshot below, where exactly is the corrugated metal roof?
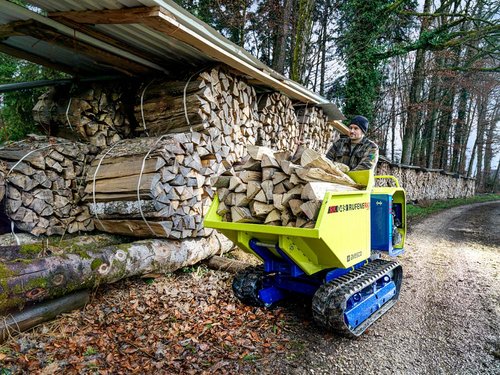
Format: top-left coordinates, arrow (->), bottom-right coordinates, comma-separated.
0,0 -> 347,124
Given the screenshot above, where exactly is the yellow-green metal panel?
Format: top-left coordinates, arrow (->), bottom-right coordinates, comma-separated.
315,191 -> 371,268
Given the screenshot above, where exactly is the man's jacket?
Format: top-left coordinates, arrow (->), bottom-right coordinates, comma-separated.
326,136 -> 379,171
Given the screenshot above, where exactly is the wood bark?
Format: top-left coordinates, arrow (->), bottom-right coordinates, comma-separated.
204,255 -> 251,274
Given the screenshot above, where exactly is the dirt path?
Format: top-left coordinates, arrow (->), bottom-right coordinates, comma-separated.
272,201 -> 500,374
2,202 -> 499,374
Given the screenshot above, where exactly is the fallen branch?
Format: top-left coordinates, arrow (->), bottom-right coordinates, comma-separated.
204,255 -> 251,274
0,290 -> 89,343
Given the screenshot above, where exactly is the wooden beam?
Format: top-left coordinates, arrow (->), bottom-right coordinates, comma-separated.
49,16 -> 168,67
5,20 -> 150,76
0,23 -> 24,39
329,120 -> 349,135
48,6 -> 165,25
0,43 -> 79,75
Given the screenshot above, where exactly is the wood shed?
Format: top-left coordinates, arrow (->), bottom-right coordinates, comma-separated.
0,0 -> 347,319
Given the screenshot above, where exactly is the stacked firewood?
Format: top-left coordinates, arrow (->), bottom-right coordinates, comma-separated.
256,92 -> 299,150
32,83 -> 132,148
84,135 -> 223,239
134,66 -> 260,164
295,106 -> 338,154
0,136 -> 96,236
213,146 -> 359,227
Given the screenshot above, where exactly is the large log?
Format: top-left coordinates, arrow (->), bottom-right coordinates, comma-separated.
0,232 -> 233,314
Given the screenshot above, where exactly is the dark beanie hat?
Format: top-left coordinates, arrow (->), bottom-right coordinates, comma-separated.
351,115 -> 369,133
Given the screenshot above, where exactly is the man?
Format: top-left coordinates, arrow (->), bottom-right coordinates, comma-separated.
326,115 -> 378,171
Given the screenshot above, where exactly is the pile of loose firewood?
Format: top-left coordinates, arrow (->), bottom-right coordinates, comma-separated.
213,146 -> 359,227
256,92 -> 299,150
84,135 -> 224,239
0,136 -> 96,236
134,66 -> 260,164
295,106 -> 338,154
33,84 -> 132,148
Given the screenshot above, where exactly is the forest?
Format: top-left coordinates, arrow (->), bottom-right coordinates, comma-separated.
0,0 -> 499,191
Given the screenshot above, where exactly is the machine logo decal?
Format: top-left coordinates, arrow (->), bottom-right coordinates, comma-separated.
328,202 -> 369,214
347,251 -> 363,261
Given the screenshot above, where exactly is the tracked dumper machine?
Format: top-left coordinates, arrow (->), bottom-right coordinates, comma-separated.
204,169 -> 406,336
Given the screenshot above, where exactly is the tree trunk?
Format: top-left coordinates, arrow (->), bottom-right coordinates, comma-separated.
400,0 -> 432,164
0,233 -> 233,314
290,0 -> 314,83
436,83 -> 456,169
483,106 -> 498,189
458,98 -> 477,174
272,0 -> 293,74
319,0 -> 331,96
491,159 -> 500,192
423,72 -> 440,168
451,86 -> 468,172
475,94 -> 488,189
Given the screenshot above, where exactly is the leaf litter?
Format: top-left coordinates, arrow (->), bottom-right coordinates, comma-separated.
0,265 -> 311,374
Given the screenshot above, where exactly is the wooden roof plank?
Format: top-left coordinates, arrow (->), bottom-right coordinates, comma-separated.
46,6 -> 321,104
7,19 -> 150,76
48,6 -> 164,25
49,15 -> 168,68
0,42 -> 80,75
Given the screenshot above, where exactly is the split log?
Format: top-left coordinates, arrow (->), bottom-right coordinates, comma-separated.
300,148 -> 350,174
0,233 -> 233,314
84,136 -> 215,239
294,105 -> 339,154
256,92 -> 299,151
301,181 -> 358,200
134,66 -> 261,164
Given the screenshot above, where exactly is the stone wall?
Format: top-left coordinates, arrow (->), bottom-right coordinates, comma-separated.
376,158 -> 475,201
